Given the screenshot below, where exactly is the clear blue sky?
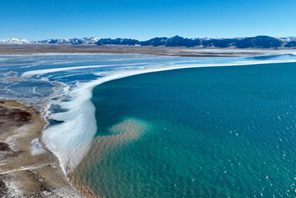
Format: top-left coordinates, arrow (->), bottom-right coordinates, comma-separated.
0,0 -> 295,40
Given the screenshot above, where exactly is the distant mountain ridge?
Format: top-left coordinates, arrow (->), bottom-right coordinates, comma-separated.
2,36 -> 296,48
0,38 -> 31,44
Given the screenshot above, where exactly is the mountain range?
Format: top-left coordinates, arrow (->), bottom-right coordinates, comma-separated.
1,36 -> 296,49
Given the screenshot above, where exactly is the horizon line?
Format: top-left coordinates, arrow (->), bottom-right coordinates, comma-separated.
1,35 -> 296,41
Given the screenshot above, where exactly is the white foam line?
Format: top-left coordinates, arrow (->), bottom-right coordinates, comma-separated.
85,58 -> 296,90
42,57 -> 296,175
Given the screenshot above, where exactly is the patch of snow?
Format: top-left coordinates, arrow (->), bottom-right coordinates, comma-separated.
31,138 -> 46,156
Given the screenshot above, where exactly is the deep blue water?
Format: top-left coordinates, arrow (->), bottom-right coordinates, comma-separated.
77,62 -> 296,198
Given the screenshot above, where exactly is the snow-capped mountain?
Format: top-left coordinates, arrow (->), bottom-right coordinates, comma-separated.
33,37 -> 99,45
279,37 -> 296,42
0,37 -> 100,45
0,38 -> 31,44
1,36 -> 296,48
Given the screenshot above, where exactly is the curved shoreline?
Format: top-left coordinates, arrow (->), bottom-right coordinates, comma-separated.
72,60 -> 296,198
7,55 -> 291,197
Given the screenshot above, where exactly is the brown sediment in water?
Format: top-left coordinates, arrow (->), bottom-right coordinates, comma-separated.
70,118 -> 149,198
0,100 -> 80,197
68,174 -> 99,198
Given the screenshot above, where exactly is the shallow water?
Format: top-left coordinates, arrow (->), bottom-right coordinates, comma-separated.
75,62 -> 296,197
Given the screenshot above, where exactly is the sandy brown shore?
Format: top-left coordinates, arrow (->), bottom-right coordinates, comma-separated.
0,44 -> 276,57
0,100 -> 80,197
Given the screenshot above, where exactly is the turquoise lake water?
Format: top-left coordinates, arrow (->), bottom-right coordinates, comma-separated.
77,62 -> 296,197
